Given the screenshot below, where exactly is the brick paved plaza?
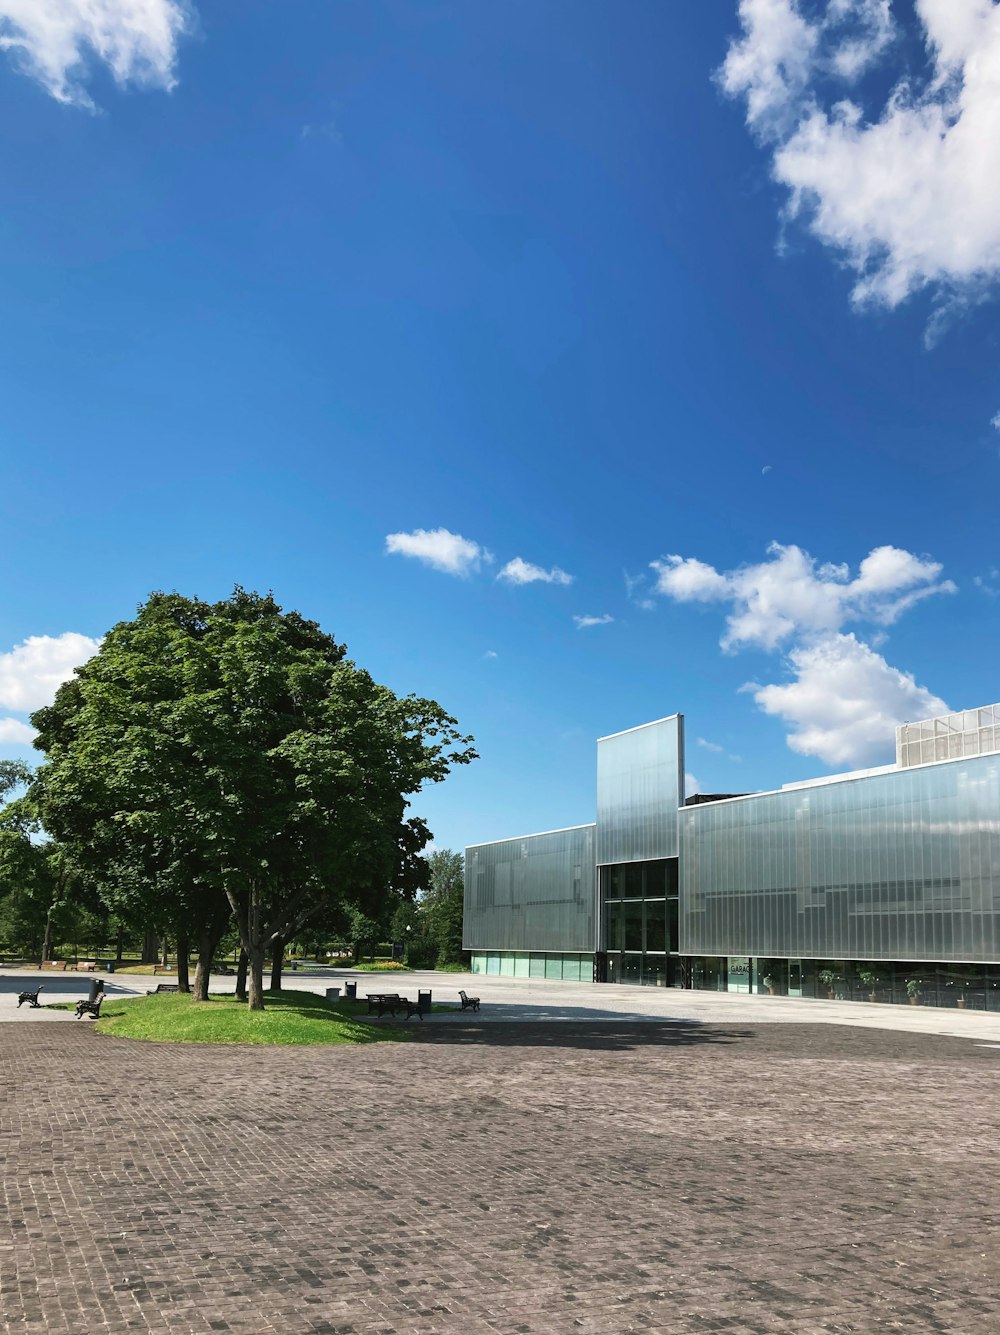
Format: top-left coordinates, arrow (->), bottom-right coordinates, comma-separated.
2,1018 -> 999,1335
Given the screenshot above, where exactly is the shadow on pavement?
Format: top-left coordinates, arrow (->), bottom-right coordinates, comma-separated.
412,1018 -> 755,1051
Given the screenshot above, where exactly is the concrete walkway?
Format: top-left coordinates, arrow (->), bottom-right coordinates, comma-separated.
4,963 -> 1000,1042
327,968 -> 1000,1042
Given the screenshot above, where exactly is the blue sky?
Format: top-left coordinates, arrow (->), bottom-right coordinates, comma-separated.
1,0 -> 999,851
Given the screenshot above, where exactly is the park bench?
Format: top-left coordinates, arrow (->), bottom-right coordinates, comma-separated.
75,993 -> 105,1020
75,961 -> 97,971
365,992 -> 424,1020
459,989 -> 480,1012
152,965 -> 175,975
41,961 -> 68,970
148,983 -> 179,994
17,986 -> 43,1008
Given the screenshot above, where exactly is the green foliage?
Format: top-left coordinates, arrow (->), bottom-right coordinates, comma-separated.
0,761 -> 31,802
85,989 -> 413,1045
422,849 -> 465,966
30,588 -> 477,1009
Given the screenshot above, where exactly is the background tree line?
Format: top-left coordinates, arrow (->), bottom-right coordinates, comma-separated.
0,589 -> 474,1009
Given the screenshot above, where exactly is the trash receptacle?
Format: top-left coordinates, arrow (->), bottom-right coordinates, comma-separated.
325,986 -> 341,1001
89,978 -> 104,1002
105,961 -> 116,974
345,981 -> 357,1000
417,989 -> 431,1015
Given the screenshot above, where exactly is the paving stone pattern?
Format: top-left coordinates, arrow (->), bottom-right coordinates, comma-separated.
2,1020 -> 999,1335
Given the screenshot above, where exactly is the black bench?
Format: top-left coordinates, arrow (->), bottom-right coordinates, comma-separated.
75,993 -> 105,1020
366,992 -> 423,1020
17,986 -> 43,1008
459,989 -> 480,1012
148,983 -> 179,994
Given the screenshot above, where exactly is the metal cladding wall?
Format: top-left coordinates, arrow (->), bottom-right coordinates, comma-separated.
681,754 -> 1000,962
597,716 -> 684,865
464,825 -> 597,953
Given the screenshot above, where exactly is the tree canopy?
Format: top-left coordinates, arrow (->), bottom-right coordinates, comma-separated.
30,588 -> 476,1007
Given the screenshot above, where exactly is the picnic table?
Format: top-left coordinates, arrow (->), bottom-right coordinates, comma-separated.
365,992 -> 423,1020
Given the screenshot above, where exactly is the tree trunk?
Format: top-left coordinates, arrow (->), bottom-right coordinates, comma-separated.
226,879 -> 268,1010
269,936 -> 284,993
141,930 -> 158,964
235,948 -> 248,1001
176,930 -> 190,993
193,919 -> 228,1002
115,925 -> 124,964
40,915 -> 53,968
248,945 -> 266,1011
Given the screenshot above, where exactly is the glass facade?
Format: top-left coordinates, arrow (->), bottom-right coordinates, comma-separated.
464,825 -> 596,953
596,716 -> 683,865
469,951 -> 592,981
465,703 -> 1000,1008
898,702 -> 1000,768
686,956 -> 1000,1009
681,753 -> 1000,963
602,858 -> 679,986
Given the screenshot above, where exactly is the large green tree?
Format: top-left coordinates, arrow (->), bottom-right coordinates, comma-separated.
31,588 -> 476,1008
422,849 -> 466,965
0,789 -> 84,964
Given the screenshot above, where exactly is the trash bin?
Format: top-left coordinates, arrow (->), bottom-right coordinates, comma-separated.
345,981 -> 357,1000
105,961 -> 116,974
417,989 -> 431,1015
89,978 -> 104,1002
325,986 -> 341,1001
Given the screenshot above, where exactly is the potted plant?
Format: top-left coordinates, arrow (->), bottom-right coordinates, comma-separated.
818,968 -> 837,1000
906,977 -> 921,1005
858,968 -> 878,1003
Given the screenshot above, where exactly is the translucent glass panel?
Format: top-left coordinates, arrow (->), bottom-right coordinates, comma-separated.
680,754 -> 1000,963
897,703 -> 1000,766
597,716 -> 684,865
469,951 -> 591,980
464,824 -> 596,952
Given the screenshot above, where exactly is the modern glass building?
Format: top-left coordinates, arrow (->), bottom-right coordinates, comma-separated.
464,705 -> 1000,1009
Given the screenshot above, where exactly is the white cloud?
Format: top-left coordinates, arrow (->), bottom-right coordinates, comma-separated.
746,632 -> 948,766
573,613 -> 614,629
992,412 -> 1000,432
0,632 -> 101,712
655,541 -> 953,768
651,542 -> 954,652
385,527 -> 492,577
0,0 -> 191,108
721,0 -> 1000,317
484,649 -> 498,659
0,717 -> 35,745
697,737 -> 724,753
497,557 -> 574,586
650,555 -> 730,604
685,772 -> 703,797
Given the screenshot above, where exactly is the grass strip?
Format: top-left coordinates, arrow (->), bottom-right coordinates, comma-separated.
49,988 -> 418,1046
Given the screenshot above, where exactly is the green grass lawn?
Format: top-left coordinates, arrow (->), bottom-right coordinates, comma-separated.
58,989 -> 418,1046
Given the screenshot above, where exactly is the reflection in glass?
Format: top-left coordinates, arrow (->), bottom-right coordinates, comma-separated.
597,716 -> 683,864
681,754 -> 1000,965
